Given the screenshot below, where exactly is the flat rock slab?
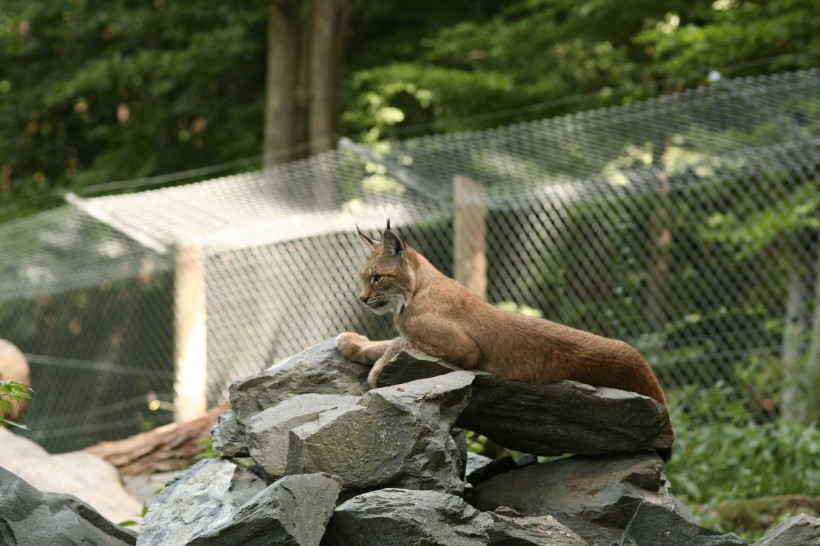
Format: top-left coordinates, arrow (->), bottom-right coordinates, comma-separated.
213,340 -> 372,458
229,339 -> 370,423
246,393 -> 359,478
621,502 -> 748,546
753,513 -> 820,546
378,348 -> 674,456
0,467 -> 137,546
323,488 -> 587,546
465,452 -> 687,546
137,458 -> 267,545
138,458 -> 341,546
286,372 -> 473,493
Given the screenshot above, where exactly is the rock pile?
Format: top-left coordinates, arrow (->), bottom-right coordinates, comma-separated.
5,338 -> 815,545
137,338 -> 698,546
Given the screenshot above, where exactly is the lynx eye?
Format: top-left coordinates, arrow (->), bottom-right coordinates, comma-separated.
372,274 -> 383,283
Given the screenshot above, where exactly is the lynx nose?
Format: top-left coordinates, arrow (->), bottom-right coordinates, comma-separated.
359,292 -> 369,303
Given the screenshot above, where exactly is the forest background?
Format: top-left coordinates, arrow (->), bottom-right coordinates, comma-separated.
1,1 -> 819,540
1,0 -> 818,217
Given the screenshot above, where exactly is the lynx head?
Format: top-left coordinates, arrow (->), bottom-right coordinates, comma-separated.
355,221 -> 415,316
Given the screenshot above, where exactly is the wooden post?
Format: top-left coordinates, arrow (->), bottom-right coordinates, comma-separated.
454,175 -> 487,300
174,241 -> 208,422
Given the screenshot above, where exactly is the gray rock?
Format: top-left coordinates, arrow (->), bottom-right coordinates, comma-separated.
464,452 -> 493,481
377,349 -> 674,456
212,339 -> 371,459
0,428 -> 143,526
287,372 -> 473,493
246,393 -> 359,477
465,452 -> 689,546
323,488 -> 587,546
754,513 -> 820,546
0,466 -> 137,546
322,488 -> 494,546
466,454 -> 537,487
621,502 -> 748,546
228,339 -> 370,426
137,458 -> 266,546
488,510 -> 588,546
211,408 -> 247,457
187,473 -> 342,546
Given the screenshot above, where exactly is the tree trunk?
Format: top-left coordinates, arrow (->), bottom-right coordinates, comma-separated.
308,0 -> 347,156
264,0 -> 300,166
264,0 -> 349,166
646,142 -> 672,330
781,231 -> 820,422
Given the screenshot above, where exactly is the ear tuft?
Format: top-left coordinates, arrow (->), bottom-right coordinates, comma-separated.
382,227 -> 406,256
356,224 -> 378,250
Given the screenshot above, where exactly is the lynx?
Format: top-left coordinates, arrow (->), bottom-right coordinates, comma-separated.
336,223 -> 668,409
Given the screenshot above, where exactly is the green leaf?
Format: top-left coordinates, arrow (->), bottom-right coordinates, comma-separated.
4,420 -> 29,431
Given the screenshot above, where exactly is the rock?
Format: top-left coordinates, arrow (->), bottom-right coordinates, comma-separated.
621,502 -> 748,545
466,454 -> 537,487
186,473 -> 342,546
286,372 -> 473,493
754,513 -> 820,546
323,488 -> 587,546
137,458 -> 267,546
377,348 -> 674,456
465,452 -> 689,545
0,428 -> 143,525
0,466 -> 137,545
245,393 -> 359,477
488,510 -> 589,546
323,488 -> 493,546
211,408 -> 248,457
228,339 -> 370,425
464,452 -> 493,482
213,339 -> 371,459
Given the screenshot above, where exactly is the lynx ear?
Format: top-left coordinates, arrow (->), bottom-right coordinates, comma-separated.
356,224 -> 378,250
382,227 -> 406,256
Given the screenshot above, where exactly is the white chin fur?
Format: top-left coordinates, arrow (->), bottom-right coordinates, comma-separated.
369,303 -> 394,315
368,296 -> 405,316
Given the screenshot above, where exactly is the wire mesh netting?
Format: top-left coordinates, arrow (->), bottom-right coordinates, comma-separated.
1,69 -> 818,452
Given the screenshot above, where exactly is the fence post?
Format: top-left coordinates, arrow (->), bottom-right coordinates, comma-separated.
174,241 -> 208,422
453,175 -> 487,300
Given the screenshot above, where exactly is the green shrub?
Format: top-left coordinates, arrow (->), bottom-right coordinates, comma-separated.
666,386 -> 820,504
0,380 -> 33,430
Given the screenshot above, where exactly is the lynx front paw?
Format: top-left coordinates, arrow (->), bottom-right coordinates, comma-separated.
335,332 -> 371,364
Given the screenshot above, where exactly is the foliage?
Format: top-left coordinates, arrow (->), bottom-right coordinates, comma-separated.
665,384 -> 820,505
0,0 -> 267,218
2,0 -> 818,219
693,495 -> 820,542
636,0 -> 820,80
0,380 -> 33,429
194,439 -> 217,460
341,0 -> 820,139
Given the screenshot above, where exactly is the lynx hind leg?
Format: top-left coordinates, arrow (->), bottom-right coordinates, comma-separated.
335,332 -> 391,365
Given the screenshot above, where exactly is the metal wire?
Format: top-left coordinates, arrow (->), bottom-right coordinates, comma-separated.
1,69 -> 818,451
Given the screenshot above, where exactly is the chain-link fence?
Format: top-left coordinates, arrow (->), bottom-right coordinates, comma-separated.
1,69 -> 818,452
